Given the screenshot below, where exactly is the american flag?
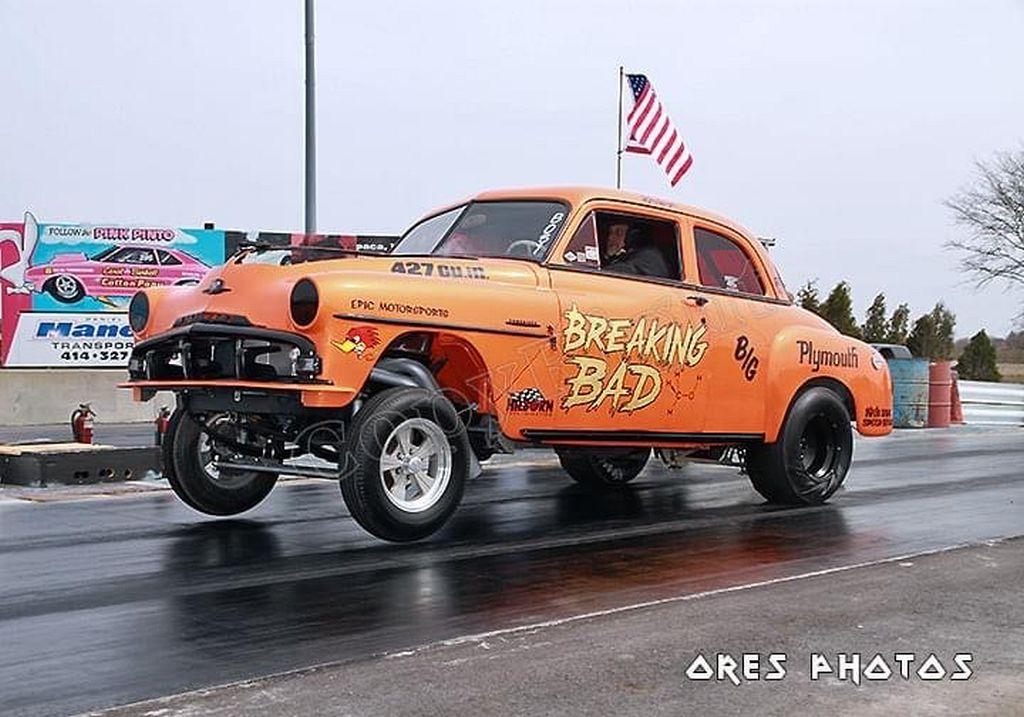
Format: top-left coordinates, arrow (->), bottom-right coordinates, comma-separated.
624,74 -> 693,186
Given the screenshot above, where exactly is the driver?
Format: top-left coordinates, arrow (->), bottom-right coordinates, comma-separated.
602,221 -> 672,279
443,212 -> 488,256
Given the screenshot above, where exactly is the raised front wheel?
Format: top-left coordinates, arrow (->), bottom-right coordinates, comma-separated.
167,410 -> 278,515
340,387 -> 470,542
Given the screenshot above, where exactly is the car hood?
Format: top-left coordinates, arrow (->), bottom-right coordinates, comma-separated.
138,254 -> 552,340
41,252 -> 89,265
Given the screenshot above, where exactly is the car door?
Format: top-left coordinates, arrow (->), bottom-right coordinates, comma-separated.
545,204 -> 709,437
680,220 -> 774,436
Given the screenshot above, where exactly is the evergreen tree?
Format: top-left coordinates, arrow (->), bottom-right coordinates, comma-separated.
820,281 -> 862,338
886,303 -> 910,344
907,313 -> 935,358
931,302 -> 956,360
907,303 -> 957,359
862,293 -> 889,342
796,280 -> 822,315
956,330 -> 1001,381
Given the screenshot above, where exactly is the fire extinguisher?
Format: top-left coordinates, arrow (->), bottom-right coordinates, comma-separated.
71,403 -> 96,444
155,406 -> 171,446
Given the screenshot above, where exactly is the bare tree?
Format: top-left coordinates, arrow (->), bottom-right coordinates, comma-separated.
945,149 -> 1024,289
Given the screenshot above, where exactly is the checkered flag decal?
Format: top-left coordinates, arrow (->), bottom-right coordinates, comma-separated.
508,387 -> 545,410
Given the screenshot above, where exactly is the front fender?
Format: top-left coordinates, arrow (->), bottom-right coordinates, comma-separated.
764,326 -> 892,442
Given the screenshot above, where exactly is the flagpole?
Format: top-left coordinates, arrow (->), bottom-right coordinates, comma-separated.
615,66 -> 624,189
303,0 -> 317,234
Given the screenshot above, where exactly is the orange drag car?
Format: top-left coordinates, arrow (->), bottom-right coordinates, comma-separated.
124,187 -> 892,541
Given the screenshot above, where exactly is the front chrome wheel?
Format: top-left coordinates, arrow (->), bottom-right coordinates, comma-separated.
197,415 -> 258,490
168,411 -> 278,516
340,387 -> 470,542
379,417 -> 453,513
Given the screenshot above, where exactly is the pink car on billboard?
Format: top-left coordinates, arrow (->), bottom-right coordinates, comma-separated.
25,245 -> 210,303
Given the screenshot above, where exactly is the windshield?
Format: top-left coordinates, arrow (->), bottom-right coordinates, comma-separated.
234,235 -> 359,265
394,201 -> 569,261
91,246 -> 119,261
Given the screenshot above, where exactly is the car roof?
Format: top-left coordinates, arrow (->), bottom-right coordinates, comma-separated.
468,186 -> 756,241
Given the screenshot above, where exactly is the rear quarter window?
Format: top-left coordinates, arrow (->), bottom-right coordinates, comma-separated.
694,227 -> 765,296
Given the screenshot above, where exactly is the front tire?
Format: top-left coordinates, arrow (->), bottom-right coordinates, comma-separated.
169,411 -> 278,515
45,275 -> 85,303
161,407 -> 202,512
557,448 -> 650,487
746,387 -> 853,504
340,387 -> 470,542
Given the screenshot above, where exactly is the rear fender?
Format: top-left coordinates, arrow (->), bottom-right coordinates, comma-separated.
764,326 -> 892,442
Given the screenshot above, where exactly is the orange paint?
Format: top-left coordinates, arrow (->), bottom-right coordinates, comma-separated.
125,187 -> 892,447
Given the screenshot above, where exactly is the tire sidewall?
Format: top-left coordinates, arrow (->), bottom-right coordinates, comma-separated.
162,407 -> 202,511
558,448 -> 650,487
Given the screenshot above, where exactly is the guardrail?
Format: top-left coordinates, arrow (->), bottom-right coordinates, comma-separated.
959,380 -> 1024,426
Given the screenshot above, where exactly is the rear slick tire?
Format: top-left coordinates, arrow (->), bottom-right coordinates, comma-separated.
745,387 -> 853,504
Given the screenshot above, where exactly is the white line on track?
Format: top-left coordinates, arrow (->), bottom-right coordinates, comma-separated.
396,539 -> 1003,655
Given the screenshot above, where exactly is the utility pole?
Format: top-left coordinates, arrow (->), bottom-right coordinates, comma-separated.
304,0 -> 317,234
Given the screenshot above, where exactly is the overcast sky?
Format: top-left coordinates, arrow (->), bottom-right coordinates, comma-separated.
2,0 -> 1022,336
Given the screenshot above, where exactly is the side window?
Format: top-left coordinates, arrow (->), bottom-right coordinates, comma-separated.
118,248 -> 157,265
156,249 -> 182,265
595,212 -> 682,281
562,211 -> 682,281
694,227 -> 765,295
562,214 -> 601,268
109,247 -> 157,265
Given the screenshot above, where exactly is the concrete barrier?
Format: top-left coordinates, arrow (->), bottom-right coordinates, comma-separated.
0,442 -> 162,486
1,369 -> 171,426
959,380 -> 1024,426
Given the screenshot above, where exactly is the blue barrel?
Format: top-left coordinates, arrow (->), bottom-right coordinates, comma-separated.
888,358 -> 930,428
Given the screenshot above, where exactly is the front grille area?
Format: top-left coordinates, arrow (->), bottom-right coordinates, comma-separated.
128,323 -> 323,383
173,312 -> 252,328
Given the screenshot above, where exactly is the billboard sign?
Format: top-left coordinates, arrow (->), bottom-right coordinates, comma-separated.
2,215 -> 390,368
25,223 -> 224,312
1,217 -> 225,367
1,215 -> 37,365
2,312 -> 133,367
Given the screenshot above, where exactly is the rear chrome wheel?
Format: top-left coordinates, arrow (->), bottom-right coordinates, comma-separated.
47,274 -> 85,303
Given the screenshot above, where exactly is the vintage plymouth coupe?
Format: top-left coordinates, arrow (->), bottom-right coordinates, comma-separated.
124,187 -> 892,541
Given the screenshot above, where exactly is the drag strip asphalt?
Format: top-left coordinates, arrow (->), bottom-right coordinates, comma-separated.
0,427 -> 1020,716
